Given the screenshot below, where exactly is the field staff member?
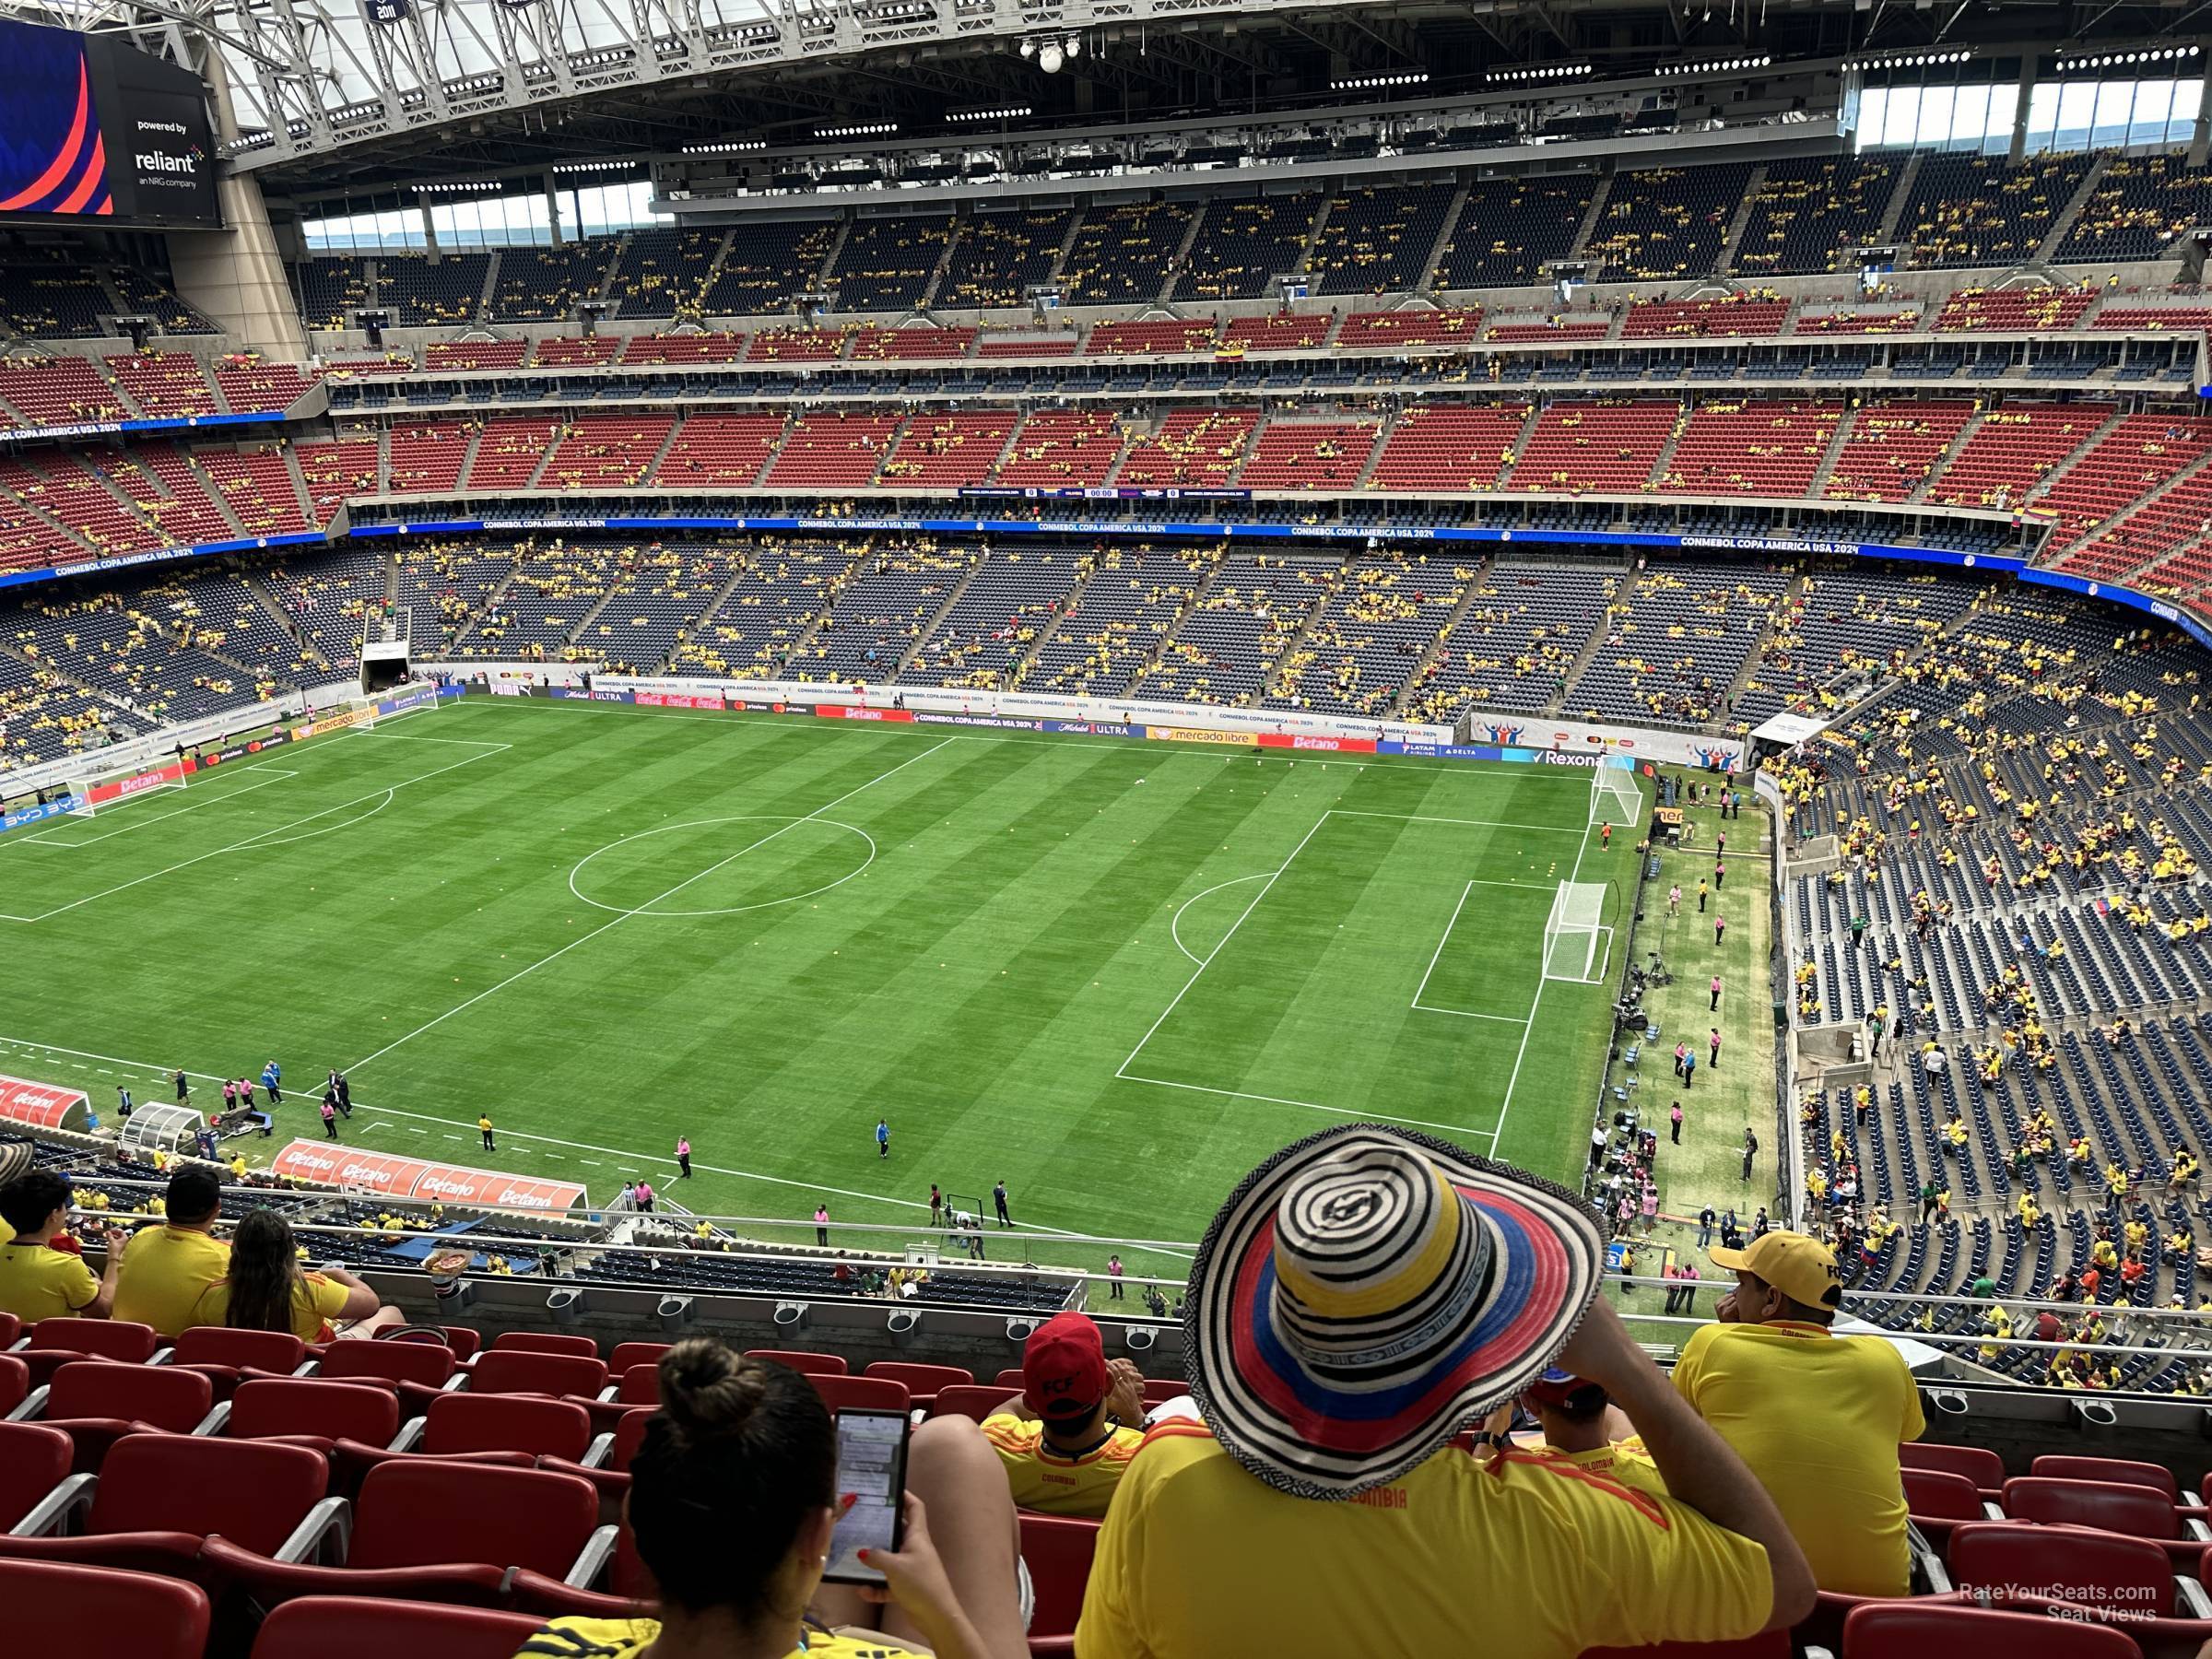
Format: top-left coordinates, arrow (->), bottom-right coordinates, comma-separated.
980,1312 -> 1147,1517
1077,1124 -> 1814,1657
1682,1229 -> 1924,1595
112,1167 -> 230,1337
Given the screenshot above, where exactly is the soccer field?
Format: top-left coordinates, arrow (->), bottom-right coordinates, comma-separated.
0,697 -> 1629,1270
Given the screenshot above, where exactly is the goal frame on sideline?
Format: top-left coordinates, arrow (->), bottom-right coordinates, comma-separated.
62,759 -> 188,819
1589,761 -> 1641,829
1543,879 -> 1614,984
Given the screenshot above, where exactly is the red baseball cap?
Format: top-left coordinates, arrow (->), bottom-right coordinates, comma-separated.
1023,1311 -> 1110,1421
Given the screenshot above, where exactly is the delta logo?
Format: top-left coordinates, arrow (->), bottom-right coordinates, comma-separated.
1483,724 -> 1525,745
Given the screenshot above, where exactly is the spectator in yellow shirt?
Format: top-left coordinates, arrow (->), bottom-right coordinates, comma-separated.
1518,1367 -> 1669,1500
0,1171 -> 126,1324
1683,1230 -> 1925,1595
980,1311 -> 1147,1517
189,1209 -> 403,1343
112,1167 -> 230,1336
1077,1124 -> 1813,1658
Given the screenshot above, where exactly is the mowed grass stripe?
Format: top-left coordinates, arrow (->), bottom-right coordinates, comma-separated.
6,700 -> 1621,1254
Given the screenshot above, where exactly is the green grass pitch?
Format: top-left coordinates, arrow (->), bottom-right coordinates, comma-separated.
0,698 -> 1629,1274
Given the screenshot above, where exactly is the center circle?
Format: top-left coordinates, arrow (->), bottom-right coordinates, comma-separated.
568,816 -> 877,918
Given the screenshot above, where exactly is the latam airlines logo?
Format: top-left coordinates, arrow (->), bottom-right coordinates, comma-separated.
1483,724 -> 1525,745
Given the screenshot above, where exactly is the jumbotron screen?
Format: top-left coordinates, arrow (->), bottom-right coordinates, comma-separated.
0,15 -> 218,228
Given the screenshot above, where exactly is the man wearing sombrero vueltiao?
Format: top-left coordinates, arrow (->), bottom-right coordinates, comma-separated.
1075,1124 -> 1816,1657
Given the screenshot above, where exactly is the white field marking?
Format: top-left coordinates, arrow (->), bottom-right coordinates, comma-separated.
567,815 -> 877,919
1411,878 -> 1548,1022
1465,877 -> 1559,890
1330,809 -> 1585,835
0,1033 -> 1196,1261
5,745 -> 507,924
346,728 -> 512,749
342,736 -> 959,1073
1410,881 -> 1475,1011
231,788 -> 395,852
1115,808 -> 1335,1078
20,767 -> 300,847
1168,872 -> 1272,966
1119,1072 -> 1500,1143
1490,829 -> 1598,1160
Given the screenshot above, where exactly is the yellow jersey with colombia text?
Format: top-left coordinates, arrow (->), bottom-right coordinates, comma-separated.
514,1617 -> 923,1659
981,1412 -> 1145,1517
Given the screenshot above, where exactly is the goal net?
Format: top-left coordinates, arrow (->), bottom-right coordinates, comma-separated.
64,757 -> 189,818
1543,880 -> 1613,984
1589,762 -> 1641,828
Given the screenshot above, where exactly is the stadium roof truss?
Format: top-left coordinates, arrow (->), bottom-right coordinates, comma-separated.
4,0 -> 1441,172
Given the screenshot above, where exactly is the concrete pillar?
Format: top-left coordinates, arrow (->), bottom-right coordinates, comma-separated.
2008,59 -> 2038,163
162,53 -> 309,358
2190,65 -> 2212,169
546,175 -> 565,248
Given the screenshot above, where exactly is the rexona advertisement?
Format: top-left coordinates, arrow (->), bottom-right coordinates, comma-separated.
0,16 -> 218,227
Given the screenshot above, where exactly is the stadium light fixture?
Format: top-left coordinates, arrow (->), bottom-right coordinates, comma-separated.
1065,34 -> 1082,58
1658,53 -> 1771,76
682,139 -> 769,154
552,158 -> 635,174
949,105 -> 1033,122
1039,40 -> 1065,73
1486,63 -> 1593,83
1332,70 -> 1430,89
816,121 -> 899,138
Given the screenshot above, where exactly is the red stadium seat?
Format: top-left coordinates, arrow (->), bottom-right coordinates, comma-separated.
489,1331 -> 601,1359
2003,1476 -> 2182,1540
321,1335 -> 458,1405
0,1559 -> 210,1659
508,1524 -> 652,1618
27,1316 -> 158,1362
421,1391 -> 593,1462
1020,1513 -> 1099,1641
1141,1377 -> 1186,1406
39,1360 -> 214,1471
0,1351 -> 26,1417
0,1422 -> 73,1531
1947,1522 -> 2176,1617
863,1361 -> 975,1406
0,1432 -> 330,1578
606,1342 -> 673,1375
224,1378 -> 402,1452
747,1348 -> 847,1377
468,1348 -> 608,1398
1902,1467 -> 1988,1521
538,1405 -> 656,1513
0,1310 -> 18,1346
810,1375 -> 910,1416
18,1317 -> 157,1386
563,1392 -> 655,1435
933,1384 -> 1016,1423
251,1594 -> 547,1659
615,1362 -> 660,1405
1841,1601 -> 2138,1656
993,1368 -> 1025,1390
1583,1638 -> 1790,1659
2029,1454 -> 2181,1505
171,1326 -> 308,1375
1900,1442 -> 2005,1494
438,1326 -> 482,1360
200,1460 -> 605,1611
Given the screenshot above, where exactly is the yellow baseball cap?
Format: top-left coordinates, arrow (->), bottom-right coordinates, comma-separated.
1709,1230 -> 1842,1311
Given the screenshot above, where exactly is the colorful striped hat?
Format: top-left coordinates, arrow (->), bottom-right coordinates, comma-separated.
1183,1123 -> 1605,1499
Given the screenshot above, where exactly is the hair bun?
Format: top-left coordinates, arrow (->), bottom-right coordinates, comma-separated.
658,1337 -> 764,1434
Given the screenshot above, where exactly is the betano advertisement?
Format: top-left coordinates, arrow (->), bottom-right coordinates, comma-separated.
0,1074 -> 91,1131
0,16 -> 218,227
268,1139 -> 586,1213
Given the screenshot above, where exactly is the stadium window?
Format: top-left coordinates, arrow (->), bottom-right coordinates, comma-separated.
303,207 -> 422,253
561,182 -> 660,238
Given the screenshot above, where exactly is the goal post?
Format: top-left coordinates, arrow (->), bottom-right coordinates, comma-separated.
63,757 -> 189,818
1590,760 -> 1641,828
1544,880 -> 1613,984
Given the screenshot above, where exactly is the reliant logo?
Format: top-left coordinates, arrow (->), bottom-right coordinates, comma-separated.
136,151 -> 198,174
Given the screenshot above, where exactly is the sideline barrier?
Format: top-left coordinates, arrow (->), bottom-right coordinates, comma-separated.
268,1138 -> 588,1213
0,1076 -> 91,1132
